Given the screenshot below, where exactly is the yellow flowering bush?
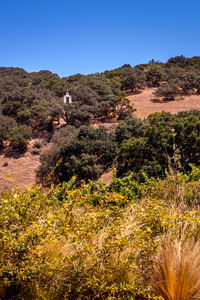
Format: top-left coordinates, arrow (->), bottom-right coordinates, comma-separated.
0,173 -> 200,299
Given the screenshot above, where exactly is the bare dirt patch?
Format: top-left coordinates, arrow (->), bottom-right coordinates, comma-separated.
128,88 -> 200,119
99,170 -> 113,185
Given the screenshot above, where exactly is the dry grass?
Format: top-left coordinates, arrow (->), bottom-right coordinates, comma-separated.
128,88 -> 200,119
0,138 -> 51,192
151,237 -> 200,300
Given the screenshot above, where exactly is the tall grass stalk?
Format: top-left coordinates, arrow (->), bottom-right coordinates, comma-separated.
151,237 -> 200,300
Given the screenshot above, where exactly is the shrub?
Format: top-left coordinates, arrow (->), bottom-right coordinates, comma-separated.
0,172 -> 200,298
113,96 -> 135,120
9,125 -> 32,151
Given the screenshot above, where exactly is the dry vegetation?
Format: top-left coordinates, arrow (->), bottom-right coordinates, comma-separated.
1,171 -> 200,299
151,237 -> 200,300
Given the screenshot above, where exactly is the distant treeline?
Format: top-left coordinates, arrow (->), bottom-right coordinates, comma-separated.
1,55 -> 200,137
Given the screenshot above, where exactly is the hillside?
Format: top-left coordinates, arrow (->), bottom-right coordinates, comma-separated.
1,86 -> 200,191
0,56 -> 200,190
128,87 -> 200,119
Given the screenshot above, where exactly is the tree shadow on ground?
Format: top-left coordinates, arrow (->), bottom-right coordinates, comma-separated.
4,149 -> 25,159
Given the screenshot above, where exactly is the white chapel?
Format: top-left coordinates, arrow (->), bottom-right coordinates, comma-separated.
62,91 -> 72,104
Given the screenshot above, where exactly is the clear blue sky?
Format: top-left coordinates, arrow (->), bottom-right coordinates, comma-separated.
0,0 -> 200,77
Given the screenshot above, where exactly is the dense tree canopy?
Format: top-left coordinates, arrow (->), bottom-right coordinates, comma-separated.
38,110 -> 200,184
116,111 -> 200,179
38,125 -> 117,182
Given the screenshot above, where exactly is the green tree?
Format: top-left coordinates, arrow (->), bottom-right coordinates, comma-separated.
154,83 -> 179,100
64,103 -> 94,127
121,73 -> 137,91
145,64 -> 166,86
116,137 -> 147,177
167,55 -> 187,65
115,116 -> 146,145
42,126 -> 117,182
0,115 -> 17,148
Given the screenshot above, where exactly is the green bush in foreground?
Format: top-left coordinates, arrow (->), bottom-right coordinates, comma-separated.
0,172 -> 200,299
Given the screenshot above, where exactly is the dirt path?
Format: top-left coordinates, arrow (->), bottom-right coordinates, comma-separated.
128,88 -> 200,119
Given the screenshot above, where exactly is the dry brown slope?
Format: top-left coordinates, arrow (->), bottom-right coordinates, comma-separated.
128,88 -> 200,119
0,138 -> 50,191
